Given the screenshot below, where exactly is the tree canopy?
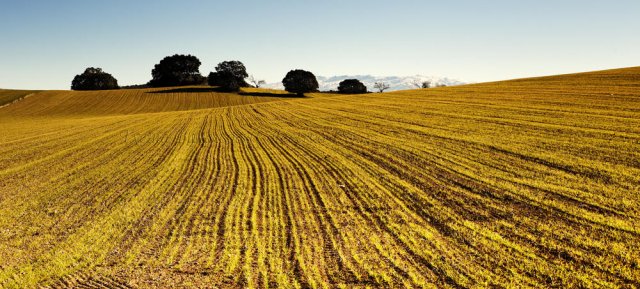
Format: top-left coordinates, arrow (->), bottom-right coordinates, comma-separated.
148,54 -> 204,87
207,60 -> 250,91
208,71 -> 240,92
215,61 -> 249,87
282,70 -> 319,96
338,79 -> 367,94
71,67 -> 119,90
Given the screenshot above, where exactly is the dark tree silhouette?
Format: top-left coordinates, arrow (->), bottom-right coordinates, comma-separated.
215,61 -> 249,87
282,70 -> 318,97
207,60 -> 251,92
71,67 -> 119,90
207,72 -> 223,87
338,79 -> 367,94
208,71 -> 240,92
148,54 -> 204,87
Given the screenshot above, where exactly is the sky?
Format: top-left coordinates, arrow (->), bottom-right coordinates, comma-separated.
1,0 -> 639,90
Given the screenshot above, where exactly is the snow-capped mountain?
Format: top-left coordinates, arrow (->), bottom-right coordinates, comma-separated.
265,75 -> 466,92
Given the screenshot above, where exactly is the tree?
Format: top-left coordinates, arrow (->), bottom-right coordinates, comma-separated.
413,80 -> 431,89
71,67 -> 119,90
215,61 -> 250,87
374,82 -> 390,93
248,75 -> 266,88
207,60 -> 251,92
148,54 -> 204,87
208,71 -> 240,92
338,79 -> 367,94
282,69 -> 319,96
207,72 -> 223,87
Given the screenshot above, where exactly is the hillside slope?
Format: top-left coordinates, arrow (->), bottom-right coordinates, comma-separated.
0,87 -> 293,118
0,89 -> 38,107
0,67 -> 639,288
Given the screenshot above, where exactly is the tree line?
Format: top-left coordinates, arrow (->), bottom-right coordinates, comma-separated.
71,54 -> 423,95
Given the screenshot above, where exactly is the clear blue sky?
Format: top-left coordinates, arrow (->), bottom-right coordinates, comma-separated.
1,0 -> 639,89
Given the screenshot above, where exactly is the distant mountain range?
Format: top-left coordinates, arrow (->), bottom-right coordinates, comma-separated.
265,75 -> 467,92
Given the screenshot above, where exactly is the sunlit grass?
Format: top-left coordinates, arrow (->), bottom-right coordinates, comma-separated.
0,67 -> 639,288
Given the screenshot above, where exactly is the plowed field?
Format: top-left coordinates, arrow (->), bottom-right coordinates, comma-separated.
1,68 -> 639,288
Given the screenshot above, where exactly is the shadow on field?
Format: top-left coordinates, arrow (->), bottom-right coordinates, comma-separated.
238,92 -> 305,98
147,87 -> 219,94
146,87 -> 307,98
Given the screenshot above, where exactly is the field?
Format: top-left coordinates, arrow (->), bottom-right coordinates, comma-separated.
0,90 -> 39,108
0,67 -> 639,288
